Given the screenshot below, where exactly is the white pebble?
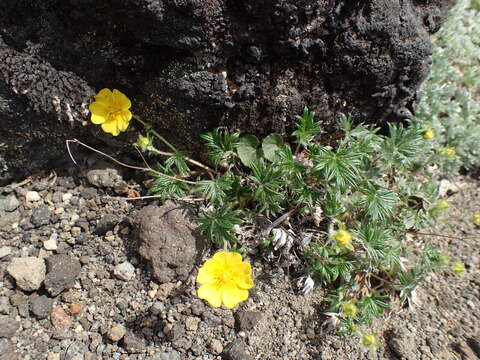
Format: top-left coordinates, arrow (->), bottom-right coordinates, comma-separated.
62,193 -> 72,203
113,261 -> 136,281
43,233 -> 58,250
26,191 -> 41,202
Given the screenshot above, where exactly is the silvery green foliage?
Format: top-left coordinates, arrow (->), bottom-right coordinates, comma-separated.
415,0 -> 480,172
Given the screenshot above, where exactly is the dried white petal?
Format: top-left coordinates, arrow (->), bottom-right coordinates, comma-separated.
297,275 -> 315,294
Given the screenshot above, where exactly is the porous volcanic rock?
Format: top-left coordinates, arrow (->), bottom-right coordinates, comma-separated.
133,202 -> 205,283
0,0 -> 454,184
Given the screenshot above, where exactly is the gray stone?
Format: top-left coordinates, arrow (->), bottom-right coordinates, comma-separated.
0,210 -> 20,229
30,295 -> 54,319
0,195 -> 19,212
44,255 -> 81,296
65,341 -> 89,360
165,323 -> 185,342
6,257 -> 46,291
94,214 -> 120,235
223,339 -> 252,360
122,332 -> 146,353
107,324 -> 126,342
0,339 -> 17,360
86,166 -> 123,189
134,203 -> 205,283
0,318 -> 20,338
146,351 -> 181,360
43,233 -> 58,251
234,311 -> 263,331
113,261 -> 135,281
388,328 -> 417,360
0,247 -> 12,259
0,297 -> 11,315
25,191 -> 41,202
30,206 -> 51,227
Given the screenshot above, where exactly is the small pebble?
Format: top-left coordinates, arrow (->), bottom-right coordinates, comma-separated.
26,191 -> 41,202
113,262 -> 135,281
69,301 -> 84,315
108,324 -> 126,342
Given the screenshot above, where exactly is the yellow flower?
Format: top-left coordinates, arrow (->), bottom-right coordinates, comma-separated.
438,200 -> 450,210
89,88 -> 132,136
423,128 -> 435,140
341,301 -> 360,319
362,332 -> 380,351
333,229 -> 354,251
473,212 -> 480,226
196,251 -> 254,309
439,147 -> 456,158
451,262 -> 465,275
134,135 -> 151,152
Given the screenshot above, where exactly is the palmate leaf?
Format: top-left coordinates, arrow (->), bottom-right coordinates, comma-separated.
359,183 -> 399,222
196,205 -> 243,247
149,165 -> 190,199
292,107 -> 322,148
249,161 -> 285,216
193,175 -> 232,205
355,223 -> 392,264
379,123 -> 423,169
358,294 -> 390,324
164,150 -> 190,174
201,127 -> 240,168
312,147 -> 362,192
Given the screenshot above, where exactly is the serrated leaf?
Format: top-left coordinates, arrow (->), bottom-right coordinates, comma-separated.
262,134 -> 284,162
237,135 -> 262,167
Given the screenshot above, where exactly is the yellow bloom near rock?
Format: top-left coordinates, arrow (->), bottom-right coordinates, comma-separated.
89,88 -> 132,136
362,332 -> 380,351
473,212 -> 480,226
196,251 -> 254,309
333,229 -> 354,251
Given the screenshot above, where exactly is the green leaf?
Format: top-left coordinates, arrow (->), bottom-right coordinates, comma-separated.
149,165 -> 190,200
196,206 -> 243,248
237,135 -> 262,167
292,107 -> 322,148
359,183 -> 399,222
201,127 -> 240,168
193,176 -> 231,205
262,134 -> 284,162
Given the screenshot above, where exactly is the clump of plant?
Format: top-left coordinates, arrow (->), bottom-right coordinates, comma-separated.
414,0 -> 480,174
131,106 -> 463,345
77,89 -> 466,350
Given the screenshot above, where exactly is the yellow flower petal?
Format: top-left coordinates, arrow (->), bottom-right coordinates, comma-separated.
197,264 -> 218,284
91,113 -> 106,124
198,284 -> 222,308
101,120 -> 120,136
113,89 -> 132,109
95,88 -> 113,101
89,101 -> 109,117
221,283 -> 249,309
233,263 -> 254,289
115,111 -> 132,131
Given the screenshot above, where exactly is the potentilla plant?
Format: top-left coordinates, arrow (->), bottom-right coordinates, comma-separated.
73,89 -> 467,351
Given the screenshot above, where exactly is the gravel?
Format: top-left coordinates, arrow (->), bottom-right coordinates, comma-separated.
0,170 -> 479,359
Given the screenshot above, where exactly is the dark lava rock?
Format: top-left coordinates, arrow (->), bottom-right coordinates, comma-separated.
44,255 -> 81,296
223,339 -> 252,360
133,202 -> 205,283
30,295 -> 54,319
234,311 -> 263,331
0,318 -> 20,338
94,214 -> 120,236
30,207 -> 51,228
0,0 -> 454,184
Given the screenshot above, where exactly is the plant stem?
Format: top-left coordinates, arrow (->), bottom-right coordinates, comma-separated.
133,115 -> 216,176
66,139 -> 196,185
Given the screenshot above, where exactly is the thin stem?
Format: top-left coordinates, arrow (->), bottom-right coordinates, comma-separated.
369,272 -> 396,286
265,202 -> 306,235
133,115 -> 216,176
66,139 -> 196,185
133,115 -> 177,152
